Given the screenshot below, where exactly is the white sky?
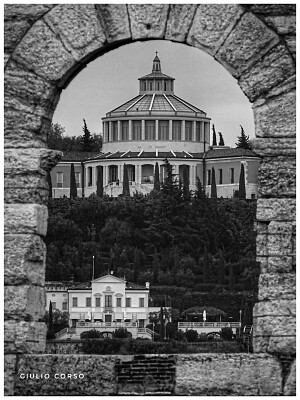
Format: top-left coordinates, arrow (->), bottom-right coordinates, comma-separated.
53,40 -> 255,148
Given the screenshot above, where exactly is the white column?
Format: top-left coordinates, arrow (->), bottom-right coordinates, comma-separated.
129,120 -> 132,141
118,164 -> 122,182
174,164 -> 179,178
181,120 -> 185,141
106,165 -> 110,185
142,120 -> 145,141
118,121 -> 121,141
190,165 -> 195,186
93,166 -> 97,187
109,121 -> 112,142
192,121 -> 196,142
136,164 -> 141,184
155,120 -> 159,140
169,120 -> 172,141
102,122 -> 106,143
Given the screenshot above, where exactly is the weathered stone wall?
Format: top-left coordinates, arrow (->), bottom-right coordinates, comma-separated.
4,4 -> 296,396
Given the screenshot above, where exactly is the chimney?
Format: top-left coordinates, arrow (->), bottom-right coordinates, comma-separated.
145,282 -> 150,289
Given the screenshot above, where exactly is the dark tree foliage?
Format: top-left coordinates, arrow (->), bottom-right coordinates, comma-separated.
153,248 -> 159,285
97,166 -> 103,197
218,250 -> 225,284
81,119 -> 94,152
47,171 -> 52,199
70,163 -> 77,199
211,167 -> 217,198
154,162 -> 160,191
236,125 -> 252,150
238,164 -> 246,199
182,165 -> 190,200
122,164 -> 130,196
218,132 -> 225,146
133,247 -> 140,282
47,301 -> 55,339
212,124 -> 217,146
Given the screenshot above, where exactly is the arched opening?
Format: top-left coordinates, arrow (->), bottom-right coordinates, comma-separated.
141,164 -> 154,184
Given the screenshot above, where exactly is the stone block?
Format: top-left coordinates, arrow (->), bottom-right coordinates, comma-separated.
256,233 -> 268,256
44,4 -> 106,62
4,204 -> 48,236
251,138 -> 296,157
4,285 -> 46,321
254,299 -> 296,317
165,4 -> 197,42
249,5 -> 296,16
5,320 -> 46,354
285,35 -> 296,58
128,4 -> 169,40
264,15 -> 296,35
175,354 -> 282,395
187,4 -> 244,56
12,20 -> 76,81
95,4 -> 131,43
257,256 -> 294,274
239,43 -> 295,102
4,234 -> 45,285
5,186 -> 49,205
283,359 -> 296,395
4,4 -> 54,20
4,354 -> 17,396
5,61 -> 58,120
253,313 -> 295,340
253,87 -> 296,138
215,12 -> 279,78
15,355 -> 116,395
256,198 -> 296,221
258,157 -> 296,198
258,273 -> 295,301
4,19 -> 31,54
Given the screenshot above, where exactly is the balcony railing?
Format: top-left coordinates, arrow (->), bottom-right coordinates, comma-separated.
178,322 -> 241,329
76,321 -> 138,328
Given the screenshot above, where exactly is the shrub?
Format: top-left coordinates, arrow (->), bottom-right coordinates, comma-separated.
221,327 -> 233,341
113,328 -> 131,339
46,330 -> 55,340
173,329 -> 186,341
184,329 -> 198,342
81,338 -> 123,354
80,329 -> 102,339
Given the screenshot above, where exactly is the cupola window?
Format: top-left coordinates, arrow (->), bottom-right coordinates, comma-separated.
185,121 -> 193,141
133,121 -> 142,140
196,122 -> 202,142
145,120 -> 155,140
158,120 -> 169,140
121,121 -> 129,141
172,121 -> 181,140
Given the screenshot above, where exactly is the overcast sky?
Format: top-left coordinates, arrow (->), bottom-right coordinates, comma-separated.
53,40 -> 255,148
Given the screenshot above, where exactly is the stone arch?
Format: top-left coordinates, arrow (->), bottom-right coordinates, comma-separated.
4,4 -> 295,395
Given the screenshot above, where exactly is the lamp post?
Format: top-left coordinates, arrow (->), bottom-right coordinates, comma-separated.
92,255 -> 95,280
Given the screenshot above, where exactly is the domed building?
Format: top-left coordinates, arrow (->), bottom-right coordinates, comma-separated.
51,54 -> 260,199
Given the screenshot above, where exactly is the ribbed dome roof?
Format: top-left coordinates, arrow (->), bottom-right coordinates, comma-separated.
108,94 -> 205,115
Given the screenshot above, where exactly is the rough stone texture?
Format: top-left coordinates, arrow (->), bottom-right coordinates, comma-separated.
128,4 -> 169,40
5,234 -> 45,285
5,285 -> 46,321
258,157 -> 296,198
258,273 -> 295,301
15,355 -> 116,395
264,15 -> 296,35
283,359 -> 296,395
257,256 -> 294,274
4,19 -> 31,55
187,4 -> 244,56
5,61 -> 58,121
256,233 -> 268,257
44,5 -> 106,62
251,138 -> 296,157
175,354 -> 282,395
216,12 -> 279,78
249,4 -> 296,16
285,35 -> 296,58
95,4 -> 131,43
165,4 -> 197,42
256,198 -> 296,221
4,354 -> 17,396
5,320 -> 47,354
12,20 -> 76,81
239,43 -> 295,102
4,204 -> 48,236
253,84 -> 296,138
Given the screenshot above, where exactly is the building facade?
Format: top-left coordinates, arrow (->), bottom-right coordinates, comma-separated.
50,54 -> 260,198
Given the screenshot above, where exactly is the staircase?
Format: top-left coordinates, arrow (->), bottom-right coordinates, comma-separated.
137,327 -> 154,340
242,325 -> 253,350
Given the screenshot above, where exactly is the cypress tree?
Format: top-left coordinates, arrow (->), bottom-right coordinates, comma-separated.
80,119 -> 94,151
182,165 -> 190,199
218,132 -> 225,146
238,164 -> 246,199
159,306 -> 165,340
212,124 -> 217,146
195,176 -> 206,200
47,171 -> 52,198
70,163 -> 77,199
154,162 -> 160,190
211,167 -> 217,198
235,125 -> 252,149
122,164 -> 130,196
47,300 -> 55,339
96,166 -> 103,197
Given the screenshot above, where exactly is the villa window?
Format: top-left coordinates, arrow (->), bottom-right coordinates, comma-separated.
52,302 -> 56,310
126,298 -> 131,307
155,81 -> 160,90
164,81 -> 167,91
143,81 -> 146,91
149,81 -> 153,91
112,121 -> 118,141
145,120 -> 155,140
172,121 -> 181,140
75,172 -> 81,188
87,167 -> 92,186
139,298 -> 144,307
207,170 -> 211,185
95,297 -> 101,307
196,122 -> 202,142
230,168 -> 234,183
133,121 -> 142,140
121,121 -> 129,141
116,298 -> 122,308
56,172 -> 63,188
72,297 -> 78,307
86,297 -> 91,307
219,169 -> 223,184
158,120 -> 169,140
62,302 -> 67,311
105,295 -> 112,308
185,121 -> 193,141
